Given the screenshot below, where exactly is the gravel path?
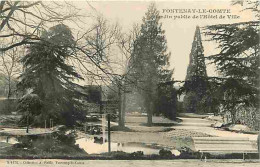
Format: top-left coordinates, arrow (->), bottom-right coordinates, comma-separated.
105,116 -> 214,149
175,117 -> 258,141
106,115 -> 258,151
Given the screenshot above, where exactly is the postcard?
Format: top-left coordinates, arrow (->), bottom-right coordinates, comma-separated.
0,0 -> 259,166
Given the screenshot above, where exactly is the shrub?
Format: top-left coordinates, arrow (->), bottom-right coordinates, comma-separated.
178,146 -> 200,159
130,151 -> 144,158
159,149 -> 172,157
5,129 -> 86,158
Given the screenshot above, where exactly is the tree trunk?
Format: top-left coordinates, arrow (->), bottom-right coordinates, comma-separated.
6,77 -> 11,113
121,91 -> 126,127
99,86 -> 103,113
7,77 -> 11,99
118,88 -> 122,127
257,132 -> 260,159
231,110 -> 236,124
147,101 -> 153,127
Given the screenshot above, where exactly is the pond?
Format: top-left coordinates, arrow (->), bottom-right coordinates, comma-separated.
0,133 -> 180,156
76,137 -> 180,155
0,136 -> 19,144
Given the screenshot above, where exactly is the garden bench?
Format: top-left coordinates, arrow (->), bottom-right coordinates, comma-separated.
193,137 -> 258,160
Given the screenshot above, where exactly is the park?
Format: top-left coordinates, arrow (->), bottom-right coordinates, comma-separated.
0,0 -> 259,165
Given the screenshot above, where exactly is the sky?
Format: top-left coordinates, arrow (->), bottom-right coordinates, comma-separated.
71,0 -> 256,82
35,0 -> 256,84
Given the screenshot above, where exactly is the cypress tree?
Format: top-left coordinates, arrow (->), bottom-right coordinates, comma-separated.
183,26 -> 208,113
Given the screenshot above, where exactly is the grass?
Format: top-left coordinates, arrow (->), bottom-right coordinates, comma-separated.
110,126 -> 135,132
150,123 -> 177,127
178,113 -> 211,118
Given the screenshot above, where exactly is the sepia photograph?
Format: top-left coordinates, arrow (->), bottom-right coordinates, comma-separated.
0,0 -> 259,166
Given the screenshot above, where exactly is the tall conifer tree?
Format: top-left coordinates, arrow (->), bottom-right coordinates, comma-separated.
129,3 -> 173,126
204,1 -> 259,126
18,24 -> 85,127
183,26 -> 207,113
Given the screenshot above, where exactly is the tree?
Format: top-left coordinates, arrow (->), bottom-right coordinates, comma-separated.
183,26 -> 208,113
203,0 -> 259,127
116,24 -> 142,128
84,85 -> 102,104
129,3 -> 173,126
204,22 -> 259,124
0,1 -> 81,52
17,24 -> 85,127
155,82 -> 177,120
17,93 -> 43,132
0,38 -> 23,99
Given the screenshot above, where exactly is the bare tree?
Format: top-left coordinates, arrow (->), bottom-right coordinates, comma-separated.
115,24 -> 141,127
0,36 -> 24,99
68,14 -> 143,127
0,47 -> 22,98
0,1 -> 145,127
0,1 -> 82,52
71,15 -> 122,86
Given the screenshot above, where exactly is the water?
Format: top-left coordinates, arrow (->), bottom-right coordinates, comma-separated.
76,137 -> 180,155
0,134 -> 181,156
0,136 -> 19,144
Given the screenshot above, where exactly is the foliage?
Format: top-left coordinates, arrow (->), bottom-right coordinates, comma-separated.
17,24 -> 86,127
200,21 -> 259,116
178,146 -> 199,159
84,85 -> 102,104
155,83 -> 177,120
176,101 -> 184,114
183,26 -> 208,113
6,130 -> 86,158
106,84 -> 119,101
159,149 -> 172,157
129,3 -> 173,126
17,94 -> 43,114
204,18 -> 259,126
16,94 -> 43,125
130,151 -> 144,158
199,78 -> 221,115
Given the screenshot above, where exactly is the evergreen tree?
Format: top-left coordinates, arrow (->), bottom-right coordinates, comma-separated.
203,0 -> 259,128
183,26 -> 208,113
155,82 -> 177,120
205,21 -> 259,125
17,24 -> 85,127
129,3 -> 173,126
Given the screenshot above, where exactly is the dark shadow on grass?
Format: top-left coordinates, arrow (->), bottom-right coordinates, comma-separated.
152,123 -> 177,127
110,126 -> 136,132
140,122 -> 177,127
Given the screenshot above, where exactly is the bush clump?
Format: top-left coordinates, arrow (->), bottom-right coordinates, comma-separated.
159,149 -> 172,157
130,151 -> 144,158
5,128 -> 87,158
178,146 -> 199,159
